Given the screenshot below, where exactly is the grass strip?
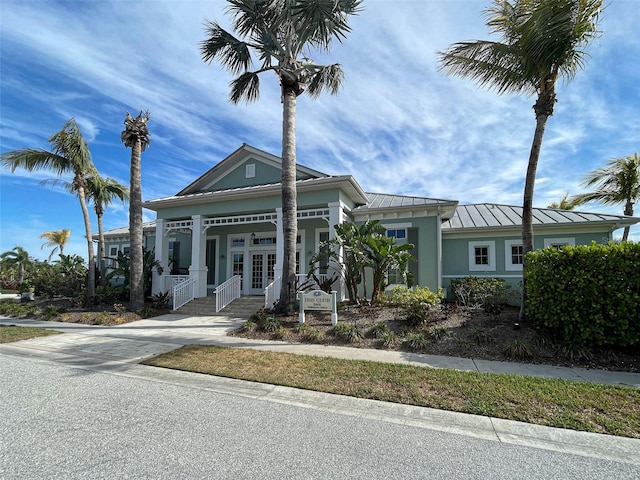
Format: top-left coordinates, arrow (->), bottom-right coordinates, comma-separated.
143,345 -> 640,439
0,325 -> 60,343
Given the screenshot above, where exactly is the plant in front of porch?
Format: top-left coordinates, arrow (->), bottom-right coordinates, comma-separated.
200,0 -> 363,314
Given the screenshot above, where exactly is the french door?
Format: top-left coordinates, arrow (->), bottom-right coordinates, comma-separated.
249,251 -> 276,295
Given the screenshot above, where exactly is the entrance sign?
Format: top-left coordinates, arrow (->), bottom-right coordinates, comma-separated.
299,290 -> 338,325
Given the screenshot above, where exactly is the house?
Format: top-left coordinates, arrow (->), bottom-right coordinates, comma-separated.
99,144 -> 639,306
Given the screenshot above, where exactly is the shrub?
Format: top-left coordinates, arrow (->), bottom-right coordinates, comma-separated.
427,326 -> 449,342
260,316 -> 282,333
525,242 -> 640,348
469,327 -> 495,346
403,302 -> 440,326
136,307 -> 155,318
368,322 -> 390,338
41,305 -> 65,321
93,312 -> 112,325
451,277 -> 515,315
501,340 -> 534,361
379,331 -> 398,349
240,320 -> 258,333
382,286 -> 443,307
151,291 -> 171,309
303,327 -> 324,343
404,332 -> 429,352
333,322 -> 364,343
272,326 -> 290,340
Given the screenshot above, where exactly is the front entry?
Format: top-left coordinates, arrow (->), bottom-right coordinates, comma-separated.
249,251 -> 276,295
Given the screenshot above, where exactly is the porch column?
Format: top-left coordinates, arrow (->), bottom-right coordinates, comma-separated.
190,215 -> 208,298
328,201 -> 346,300
152,218 -> 168,294
273,207 -> 284,290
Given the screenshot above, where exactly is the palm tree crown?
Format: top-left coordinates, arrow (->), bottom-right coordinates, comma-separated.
571,153 -> 640,241
40,229 -> 72,261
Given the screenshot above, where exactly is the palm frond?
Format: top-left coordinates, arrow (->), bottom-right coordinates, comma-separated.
201,21 -> 254,75
305,63 -> 344,98
1,149 -> 71,174
230,71 -> 262,104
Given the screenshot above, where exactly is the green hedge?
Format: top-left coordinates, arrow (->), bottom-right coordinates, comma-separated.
525,242 -> 640,347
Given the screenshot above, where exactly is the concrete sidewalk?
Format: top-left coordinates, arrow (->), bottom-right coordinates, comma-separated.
1,313 -> 639,387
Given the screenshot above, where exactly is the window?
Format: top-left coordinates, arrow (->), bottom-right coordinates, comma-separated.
108,246 -> 118,268
544,237 -> 575,250
386,228 -> 406,239
246,163 -> 256,178
505,240 -> 523,271
231,238 -> 245,247
468,241 -> 496,271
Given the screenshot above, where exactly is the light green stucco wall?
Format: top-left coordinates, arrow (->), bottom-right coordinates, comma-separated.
440,229 -> 612,300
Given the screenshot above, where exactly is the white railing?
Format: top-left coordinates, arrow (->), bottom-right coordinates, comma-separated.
215,275 -> 241,312
173,277 -> 196,310
165,275 -> 190,293
264,277 -> 281,309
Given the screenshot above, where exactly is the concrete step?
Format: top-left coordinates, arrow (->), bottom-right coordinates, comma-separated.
174,296 -> 264,317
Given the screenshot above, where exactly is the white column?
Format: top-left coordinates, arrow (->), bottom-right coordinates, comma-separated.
273,207 -> 284,287
328,201 -> 345,301
152,219 -> 168,294
189,215 -> 208,298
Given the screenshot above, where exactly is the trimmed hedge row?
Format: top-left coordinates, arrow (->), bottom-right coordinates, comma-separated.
525,242 -> 640,347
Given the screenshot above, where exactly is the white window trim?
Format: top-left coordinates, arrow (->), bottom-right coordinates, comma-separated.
544,237 -> 575,248
245,163 -> 256,178
468,241 -> 496,272
504,239 -> 523,271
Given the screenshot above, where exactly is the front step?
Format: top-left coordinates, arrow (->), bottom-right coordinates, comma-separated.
174,296 -> 264,317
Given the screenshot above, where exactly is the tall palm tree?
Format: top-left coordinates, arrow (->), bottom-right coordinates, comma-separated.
40,229 -> 71,261
0,246 -> 32,285
439,0 -> 603,320
571,153 -> 640,241
85,172 -> 129,282
2,118 -> 97,302
121,111 -> 150,311
201,0 -> 362,314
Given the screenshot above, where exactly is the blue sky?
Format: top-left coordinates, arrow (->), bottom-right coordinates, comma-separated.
1,0 -> 639,261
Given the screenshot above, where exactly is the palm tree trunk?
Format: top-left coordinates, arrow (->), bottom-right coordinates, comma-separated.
622,201 -> 633,241
129,138 -> 144,310
77,185 -> 96,303
97,212 -> 106,286
277,87 -> 298,315
519,87 -> 555,322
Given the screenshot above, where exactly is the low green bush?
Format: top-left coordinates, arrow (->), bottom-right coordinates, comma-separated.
333,322 -> 364,343
260,316 -> 282,333
382,286 -> 443,307
451,277 -> 515,314
404,331 -> 429,352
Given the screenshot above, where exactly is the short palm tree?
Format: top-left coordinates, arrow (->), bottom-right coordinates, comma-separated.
121,111 -> 151,311
40,229 -> 72,261
85,172 -> 129,282
0,246 -> 32,285
2,118 -> 98,302
547,193 -> 583,210
201,0 -> 362,314
571,153 -> 640,241
439,0 -> 603,320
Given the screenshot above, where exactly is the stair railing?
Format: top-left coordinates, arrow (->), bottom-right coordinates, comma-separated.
215,275 -> 241,312
173,277 -> 196,310
264,276 -> 281,309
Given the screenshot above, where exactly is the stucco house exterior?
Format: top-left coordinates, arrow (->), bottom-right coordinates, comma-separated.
98,144 -> 639,306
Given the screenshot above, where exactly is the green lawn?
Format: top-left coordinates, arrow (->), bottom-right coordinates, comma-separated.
0,325 -> 59,343
144,345 -> 640,439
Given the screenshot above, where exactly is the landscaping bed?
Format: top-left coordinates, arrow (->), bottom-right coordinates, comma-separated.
230,303 -> 640,373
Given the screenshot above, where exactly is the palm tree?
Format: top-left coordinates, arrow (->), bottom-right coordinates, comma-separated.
201,0 -> 362,314
121,111 -> 151,311
571,153 -> 640,241
40,229 -> 71,261
439,0 -> 603,320
2,118 -> 98,302
0,246 -> 32,285
547,193 -> 583,210
85,172 -> 129,282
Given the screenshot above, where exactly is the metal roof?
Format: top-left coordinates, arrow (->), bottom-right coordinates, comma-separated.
442,203 -> 639,230
355,193 -> 456,211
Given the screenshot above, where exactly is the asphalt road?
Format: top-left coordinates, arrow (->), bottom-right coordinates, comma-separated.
1,353 -> 639,480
